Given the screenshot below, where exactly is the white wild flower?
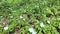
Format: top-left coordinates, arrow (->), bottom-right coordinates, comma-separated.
47,20 -> 50,24
4,26 -> 8,30
29,28 -> 36,34
40,22 -> 44,27
32,32 -> 36,34
20,16 -> 23,19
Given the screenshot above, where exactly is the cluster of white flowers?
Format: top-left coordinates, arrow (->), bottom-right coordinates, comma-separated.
4,26 -> 8,30
40,22 -> 44,27
29,28 -> 36,34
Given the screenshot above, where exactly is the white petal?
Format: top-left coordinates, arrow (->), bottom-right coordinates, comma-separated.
47,20 -> 50,24
40,23 -> 44,27
20,16 -> 23,19
29,28 -> 34,32
4,26 -> 8,30
29,28 -> 36,34
32,32 -> 36,34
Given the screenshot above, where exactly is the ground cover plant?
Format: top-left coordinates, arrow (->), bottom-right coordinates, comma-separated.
0,0 -> 60,34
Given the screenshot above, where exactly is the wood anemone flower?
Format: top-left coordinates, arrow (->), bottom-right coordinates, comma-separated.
29,28 -> 36,34
4,26 -> 8,30
40,22 -> 44,27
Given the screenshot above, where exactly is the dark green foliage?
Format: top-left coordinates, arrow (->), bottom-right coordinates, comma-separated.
0,0 -> 60,34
